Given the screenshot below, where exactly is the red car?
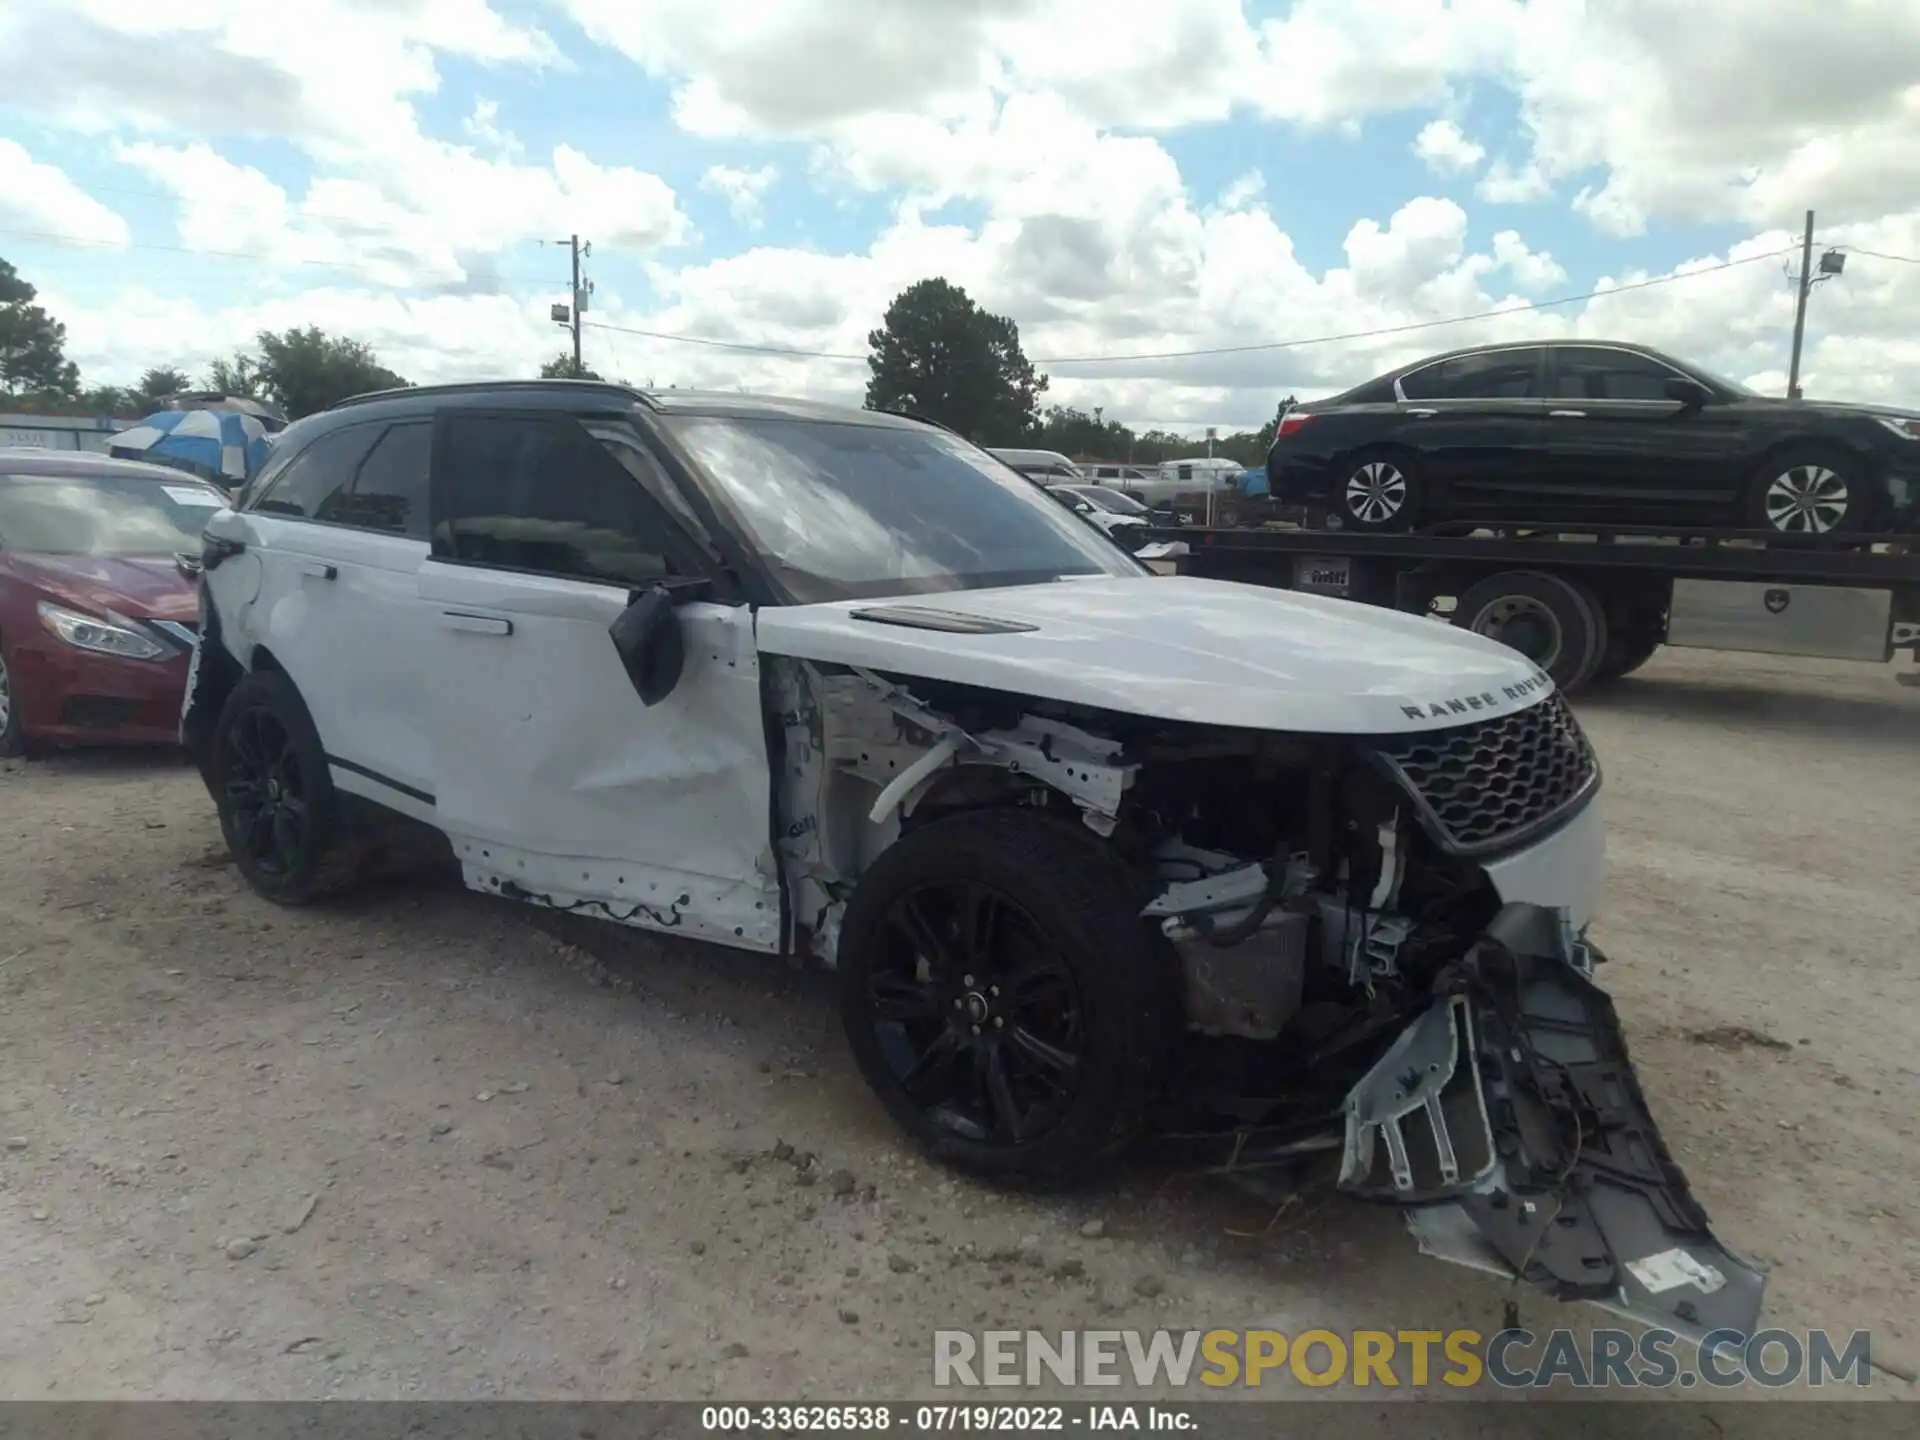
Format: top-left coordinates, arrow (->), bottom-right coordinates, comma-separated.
0,450 -> 227,756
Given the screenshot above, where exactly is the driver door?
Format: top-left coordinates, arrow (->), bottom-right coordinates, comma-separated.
417,407 -> 781,951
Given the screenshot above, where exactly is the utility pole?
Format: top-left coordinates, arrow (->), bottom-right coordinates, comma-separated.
1787,210 -> 1814,400
551,234 -> 592,374
564,235 -> 579,372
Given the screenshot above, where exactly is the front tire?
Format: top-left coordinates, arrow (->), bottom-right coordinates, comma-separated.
0,644 -> 25,759
211,669 -> 362,905
1338,449 -> 1423,531
837,809 -> 1172,1185
1746,447 -> 1868,536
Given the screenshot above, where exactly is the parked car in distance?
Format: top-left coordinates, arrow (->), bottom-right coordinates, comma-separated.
1265,340 -> 1920,536
1043,483 -> 1151,550
987,447 -> 1082,483
1061,483 -> 1151,518
0,450 -> 224,756
179,381 -> 1766,1343
1081,463 -> 1158,493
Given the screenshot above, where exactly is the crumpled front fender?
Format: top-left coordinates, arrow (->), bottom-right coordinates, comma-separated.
1339,902 -> 1768,1340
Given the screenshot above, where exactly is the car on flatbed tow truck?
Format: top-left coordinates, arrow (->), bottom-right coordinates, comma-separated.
1142,520 -> 1920,693
182,379 -> 1765,1339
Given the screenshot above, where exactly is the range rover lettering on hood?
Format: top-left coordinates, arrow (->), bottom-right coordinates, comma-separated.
1401,670 -> 1553,721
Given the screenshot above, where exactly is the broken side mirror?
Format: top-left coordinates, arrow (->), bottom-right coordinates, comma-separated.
608,577 -> 710,706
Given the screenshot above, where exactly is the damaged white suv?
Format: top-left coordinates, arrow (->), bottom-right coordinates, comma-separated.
184,381 -> 1762,1335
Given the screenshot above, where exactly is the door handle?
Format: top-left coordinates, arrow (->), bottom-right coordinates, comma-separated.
298,560 -> 338,580
1549,409 -> 1587,418
441,610 -> 513,636
1404,407 -> 1438,418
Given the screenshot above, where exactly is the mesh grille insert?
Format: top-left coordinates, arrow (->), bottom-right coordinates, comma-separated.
1373,693 -> 1598,854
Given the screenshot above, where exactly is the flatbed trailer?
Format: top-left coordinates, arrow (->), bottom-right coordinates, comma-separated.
1144,521 -> 1920,694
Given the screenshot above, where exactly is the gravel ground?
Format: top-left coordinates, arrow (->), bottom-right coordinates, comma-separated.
1,646 -> 1916,1408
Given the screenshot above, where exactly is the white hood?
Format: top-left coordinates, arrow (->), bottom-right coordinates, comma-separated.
754,574 -> 1553,735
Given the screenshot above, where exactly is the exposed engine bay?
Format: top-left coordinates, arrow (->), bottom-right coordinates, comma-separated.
767,657 -> 1766,1340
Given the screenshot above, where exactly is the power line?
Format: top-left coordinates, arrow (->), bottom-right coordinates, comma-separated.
588,247 -> 1798,366
581,318 -> 865,361
1836,245 -> 1920,266
1031,248 -> 1798,363
0,225 -> 561,287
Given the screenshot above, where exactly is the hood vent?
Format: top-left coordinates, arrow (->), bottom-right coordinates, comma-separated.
848,605 -> 1038,635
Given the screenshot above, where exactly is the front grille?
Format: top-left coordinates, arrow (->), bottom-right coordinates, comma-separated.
1371,692 -> 1599,856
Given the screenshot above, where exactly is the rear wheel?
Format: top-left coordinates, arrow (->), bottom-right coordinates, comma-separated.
1453,570 -> 1607,693
1589,630 -> 1662,685
1338,449 -> 1423,531
1746,447 -> 1868,536
211,670 -> 363,904
837,809 -> 1172,1185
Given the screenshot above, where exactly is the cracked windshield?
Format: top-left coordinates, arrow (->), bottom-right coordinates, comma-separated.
0,0 -> 1915,1432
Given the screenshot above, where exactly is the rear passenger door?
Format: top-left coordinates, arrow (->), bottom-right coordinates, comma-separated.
237,418 -> 437,813
1392,348 -> 1549,515
1540,346 -> 1750,522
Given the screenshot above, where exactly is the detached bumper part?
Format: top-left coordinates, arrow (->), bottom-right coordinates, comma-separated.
1341,902 -> 1768,1339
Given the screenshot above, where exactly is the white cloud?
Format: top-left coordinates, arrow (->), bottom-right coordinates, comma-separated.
1476,158 -> 1552,206
0,139 -> 130,246
462,99 -> 520,154
1218,171 -> 1266,211
0,0 -> 559,146
1489,230 -> 1567,290
700,164 -> 778,226
1412,119 -> 1485,175
107,135 -> 687,290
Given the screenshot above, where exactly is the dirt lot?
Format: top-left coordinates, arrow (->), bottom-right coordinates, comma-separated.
1,647 -> 1916,1406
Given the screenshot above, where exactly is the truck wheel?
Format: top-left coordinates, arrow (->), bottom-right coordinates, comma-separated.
1745,446 -> 1867,536
1453,571 -> 1607,693
211,670 -> 364,905
837,809 -> 1172,1185
1590,630 -> 1662,685
1338,448 -> 1422,531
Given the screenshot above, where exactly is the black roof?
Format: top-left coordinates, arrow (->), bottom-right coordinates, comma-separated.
322,380 -> 927,431
0,448 -> 224,486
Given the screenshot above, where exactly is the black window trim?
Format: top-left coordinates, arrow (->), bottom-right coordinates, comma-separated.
242,418 -> 432,541
1393,345 -> 1549,403
426,405 -> 726,595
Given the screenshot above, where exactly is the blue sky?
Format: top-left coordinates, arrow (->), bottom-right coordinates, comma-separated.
2,0 -> 1916,428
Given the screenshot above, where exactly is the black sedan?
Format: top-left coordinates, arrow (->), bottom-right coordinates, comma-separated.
1264,341 -> 1920,536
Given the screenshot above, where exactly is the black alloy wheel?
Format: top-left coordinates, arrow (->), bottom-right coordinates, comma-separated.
221,701 -> 310,880
211,670 -> 362,904
837,808 -> 1171,1183
865,880 -> 1084,1148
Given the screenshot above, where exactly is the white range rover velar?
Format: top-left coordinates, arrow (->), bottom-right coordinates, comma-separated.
182,381 -> 1763,1338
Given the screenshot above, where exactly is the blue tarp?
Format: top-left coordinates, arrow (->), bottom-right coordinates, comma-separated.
1237,465 -> 1269,497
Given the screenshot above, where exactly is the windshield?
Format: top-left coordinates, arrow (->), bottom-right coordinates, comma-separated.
664,417 -> 1144,603
0,474 -> 226,555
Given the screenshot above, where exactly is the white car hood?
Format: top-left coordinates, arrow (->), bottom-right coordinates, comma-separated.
754,574 -> 1553,735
